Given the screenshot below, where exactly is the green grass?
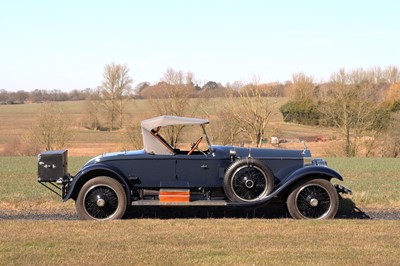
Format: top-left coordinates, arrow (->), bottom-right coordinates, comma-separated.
328,158 -> 400,207
0,157 -> 89,213
0,157 -> 399,211
1,157 -> 399,265
0,219 -> 399,265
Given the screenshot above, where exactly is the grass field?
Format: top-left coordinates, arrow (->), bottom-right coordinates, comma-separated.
1,101 -> 399,265
0,157 -> 399,265
1,219 -> 399,265
329,158 -> 400,208
0,98 -> 340,156
1,157 -> 399,212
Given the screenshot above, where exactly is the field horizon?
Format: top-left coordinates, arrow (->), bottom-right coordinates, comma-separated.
0,99 -> 387,158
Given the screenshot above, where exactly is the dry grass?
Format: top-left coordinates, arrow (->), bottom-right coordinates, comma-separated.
1,98 -> 341,157
0,219 -> 399,265
0,156 -> 399,265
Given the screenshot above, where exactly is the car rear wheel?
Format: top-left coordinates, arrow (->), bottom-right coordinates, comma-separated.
76,176 -> 127,220
223,158 -> 274,202
287,179 -> 338,219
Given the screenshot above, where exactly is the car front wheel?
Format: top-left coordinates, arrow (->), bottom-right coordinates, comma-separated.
287,178 -> 339,220
76,176 -> 127,220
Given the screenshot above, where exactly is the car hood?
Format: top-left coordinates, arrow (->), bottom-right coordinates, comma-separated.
83,145 -> 311,167
212,145 -> 311,159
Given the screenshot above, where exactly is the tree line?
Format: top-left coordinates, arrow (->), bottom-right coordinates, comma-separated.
83,64 -> 400,158
7,63 -> 400,158
87,65 -> 400,157
2,66 -> 398,106
0,88 -> 93,104
0,71 -> 285,105
280,68 -> 400,157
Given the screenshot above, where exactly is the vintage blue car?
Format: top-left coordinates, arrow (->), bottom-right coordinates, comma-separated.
38,115 -> 351,220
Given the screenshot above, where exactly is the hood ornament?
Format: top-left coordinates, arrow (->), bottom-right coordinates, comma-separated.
301,140 -> 308,155
248,147 -> 252,158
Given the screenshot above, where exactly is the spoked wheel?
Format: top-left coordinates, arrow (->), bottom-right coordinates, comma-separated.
76,176 -> 127,220
287,179 -> 338,220
223,158 -> 274,202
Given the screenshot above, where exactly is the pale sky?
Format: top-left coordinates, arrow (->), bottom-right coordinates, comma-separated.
1,0 -> 399,91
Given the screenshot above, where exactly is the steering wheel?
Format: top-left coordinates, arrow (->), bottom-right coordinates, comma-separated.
188,137 -> 203,155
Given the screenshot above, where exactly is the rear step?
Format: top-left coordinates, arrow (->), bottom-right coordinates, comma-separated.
159,188 -> 190,203
131,200 -> 228,206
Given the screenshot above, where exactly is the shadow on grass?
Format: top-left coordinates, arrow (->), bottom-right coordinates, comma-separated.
124,198 -> 370,220
336,198 -> 370,219
0,199 -> 371,221
125,204 -> 290,219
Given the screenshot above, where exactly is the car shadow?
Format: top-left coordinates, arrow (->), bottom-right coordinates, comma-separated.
124,198 -> 370,220
336,197 -> 371,219
125,204 -> 290,219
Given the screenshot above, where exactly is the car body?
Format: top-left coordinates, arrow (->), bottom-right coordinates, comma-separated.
38,115 -> 351,220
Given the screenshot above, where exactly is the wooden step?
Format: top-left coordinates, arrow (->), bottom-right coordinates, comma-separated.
159,189 -> 190,203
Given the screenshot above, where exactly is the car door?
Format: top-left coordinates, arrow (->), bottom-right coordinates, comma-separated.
128,155 -> 176,188
203,156 -> 231,187
175,154 -> 207,188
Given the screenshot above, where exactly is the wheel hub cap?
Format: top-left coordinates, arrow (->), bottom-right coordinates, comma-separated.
96,197 -> 105,207
309,198 -> 319,207
245,179 -> 254,189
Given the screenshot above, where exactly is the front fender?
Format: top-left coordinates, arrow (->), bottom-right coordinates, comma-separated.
63,163 -> 131,202
279,165 -> 343,185
227,165 -> 344,208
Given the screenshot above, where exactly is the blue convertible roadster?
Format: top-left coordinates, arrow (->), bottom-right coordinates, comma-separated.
38,116 -> 351,220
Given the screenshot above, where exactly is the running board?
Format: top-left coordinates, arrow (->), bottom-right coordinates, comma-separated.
131,200 -> 228,206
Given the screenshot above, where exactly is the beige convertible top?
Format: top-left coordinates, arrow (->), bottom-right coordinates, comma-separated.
141,116 -> 209,155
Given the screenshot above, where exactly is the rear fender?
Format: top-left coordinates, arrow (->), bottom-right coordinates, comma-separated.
63,163 -> 131,202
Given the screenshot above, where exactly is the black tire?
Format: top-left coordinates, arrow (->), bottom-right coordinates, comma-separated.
223,158 -> 274,202
287,179 -> 339,220
76,176 -> 127,220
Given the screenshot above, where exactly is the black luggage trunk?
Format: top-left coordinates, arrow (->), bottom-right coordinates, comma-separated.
38,150 -> 68,182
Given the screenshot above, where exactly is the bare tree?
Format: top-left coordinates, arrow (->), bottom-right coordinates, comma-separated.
386,82 -> 400,101
318,69 -> 390,156
28,102 -> 72,150
381,112 -> 400,157
123,122 -> 143,151
286,72 -> 315,101
214,95 -> 244,145
99,63 -> 132,130
85,88 -> 102,130
226,78 -> 276,148
150,67 -> 203,147
383,65 -> 400,84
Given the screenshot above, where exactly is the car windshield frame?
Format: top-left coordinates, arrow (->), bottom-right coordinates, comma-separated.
141,116 -> 212,155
